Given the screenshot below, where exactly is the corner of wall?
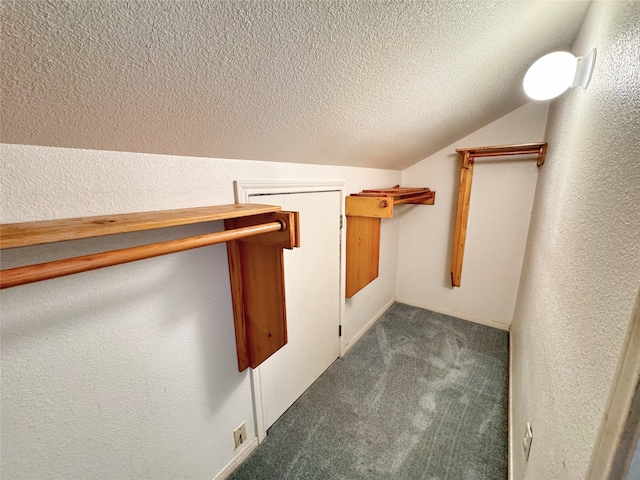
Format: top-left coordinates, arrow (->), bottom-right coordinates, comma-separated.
510,2 -> 640,478
395,101 -> 549,328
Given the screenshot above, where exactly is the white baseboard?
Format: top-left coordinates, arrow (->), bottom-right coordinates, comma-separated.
395,298 -> 511,332
213,437 -> 259,480
341,297 -> 395,356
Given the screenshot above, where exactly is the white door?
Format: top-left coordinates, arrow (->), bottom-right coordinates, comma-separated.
249,190 -> 341,432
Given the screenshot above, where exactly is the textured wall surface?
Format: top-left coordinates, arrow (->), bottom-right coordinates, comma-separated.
511,2 -> 640,479
0,143 -> 400,479
0,0 -> 589,169
629,438 -> 640,480
396,102 -> 549,327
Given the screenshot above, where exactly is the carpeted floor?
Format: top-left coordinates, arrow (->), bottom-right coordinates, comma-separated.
228,303 -> 509,480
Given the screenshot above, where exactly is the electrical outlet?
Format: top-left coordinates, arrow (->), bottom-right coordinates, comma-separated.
233,423 -> 247,449
523,422 -> 533,461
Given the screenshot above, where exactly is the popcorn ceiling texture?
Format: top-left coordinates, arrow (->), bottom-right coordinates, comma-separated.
1,0 -> 589,169
511,2 -> 640,479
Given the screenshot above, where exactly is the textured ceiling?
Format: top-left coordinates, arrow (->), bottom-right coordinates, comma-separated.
1,0 -> 590,170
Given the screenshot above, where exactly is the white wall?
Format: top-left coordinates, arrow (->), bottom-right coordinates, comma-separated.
511,2 -> 640,479
0,144 -> 401,480
396,102 -> 549,328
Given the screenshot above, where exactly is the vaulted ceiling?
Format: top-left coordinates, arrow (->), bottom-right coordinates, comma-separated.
1,0 -> 590,170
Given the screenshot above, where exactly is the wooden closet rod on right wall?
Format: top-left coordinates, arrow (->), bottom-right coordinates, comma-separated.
451,142 -> 547,287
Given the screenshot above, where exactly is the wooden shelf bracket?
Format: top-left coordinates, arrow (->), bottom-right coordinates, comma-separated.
450,142 -> 547,287
0,204 -> 300,371
345,187 -> 435,298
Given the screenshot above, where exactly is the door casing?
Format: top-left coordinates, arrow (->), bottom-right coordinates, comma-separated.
234,180 -> 347,442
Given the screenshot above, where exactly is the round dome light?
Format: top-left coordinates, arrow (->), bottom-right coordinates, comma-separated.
523,51 -> 577,100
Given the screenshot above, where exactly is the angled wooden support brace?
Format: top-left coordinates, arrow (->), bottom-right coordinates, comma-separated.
451,151 -> 474,287
450,142 -> 547,287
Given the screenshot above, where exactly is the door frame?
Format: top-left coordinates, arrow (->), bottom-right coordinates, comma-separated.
234,180 -> 347,443
587,288 -> 640,479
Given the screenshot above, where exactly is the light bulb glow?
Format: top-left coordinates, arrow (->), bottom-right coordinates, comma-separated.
523,51 -> 577,100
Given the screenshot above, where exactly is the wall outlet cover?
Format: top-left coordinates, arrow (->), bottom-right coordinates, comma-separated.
234,423 -> 247,449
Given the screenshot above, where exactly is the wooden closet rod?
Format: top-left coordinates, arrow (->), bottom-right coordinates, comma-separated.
0,221 -> 283,289
392,193 -> 433,206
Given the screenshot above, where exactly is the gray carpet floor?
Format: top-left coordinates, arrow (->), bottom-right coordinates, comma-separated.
228,303 -> 509,480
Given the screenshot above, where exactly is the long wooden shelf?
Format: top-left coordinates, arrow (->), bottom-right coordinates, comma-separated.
0,204 -> 300,372
0,204 -> 282,249
345,187 -> 435,298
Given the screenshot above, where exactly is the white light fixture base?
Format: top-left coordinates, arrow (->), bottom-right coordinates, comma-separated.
572,48 -> 597,89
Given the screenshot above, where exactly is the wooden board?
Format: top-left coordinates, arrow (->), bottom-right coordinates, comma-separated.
345,196 -> 394,219
226,211 -> 300,249
0,204 -> 281,249
359,187 -> 431,195
450,151 -> 474,287
393,192 -> 435,206
346,190 -> 435,218
225,211 -> 300,371
345,216 -> 381,298
226,237 -> 288,371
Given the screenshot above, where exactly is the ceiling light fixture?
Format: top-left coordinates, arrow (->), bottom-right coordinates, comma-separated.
523,48 -> 596,100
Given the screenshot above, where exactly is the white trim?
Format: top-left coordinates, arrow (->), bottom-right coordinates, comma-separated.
341,297 -> 395,356
395,298 -> 511,331
234,179 -> 346,201
509,330 -> 514,480
587,288 -> 640,479
213,437 -> 259,480
249,367 -> 266,444
234,179 -> 347,443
